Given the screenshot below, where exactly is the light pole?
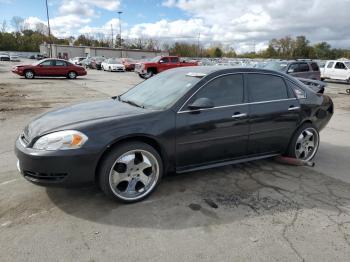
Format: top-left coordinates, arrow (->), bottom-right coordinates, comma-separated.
117,11 -> 122,48
45,0 -> 52,57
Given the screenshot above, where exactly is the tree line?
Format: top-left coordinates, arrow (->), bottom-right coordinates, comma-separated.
1,16 -> 349,60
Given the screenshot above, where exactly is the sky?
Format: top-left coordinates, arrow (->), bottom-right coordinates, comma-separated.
1,0 -> 350,53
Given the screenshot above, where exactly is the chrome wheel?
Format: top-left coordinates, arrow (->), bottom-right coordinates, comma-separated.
295,127 -> 319,161
109,149 -> 160,201
68,71 -> 77,79
25,71 -> 34,79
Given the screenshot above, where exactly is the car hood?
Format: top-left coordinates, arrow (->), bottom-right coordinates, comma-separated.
110,63 -> 124,67
24,98 -> 147,141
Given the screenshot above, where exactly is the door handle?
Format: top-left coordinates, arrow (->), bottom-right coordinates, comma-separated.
232,113 -> 247,118
288,106 -> 300,111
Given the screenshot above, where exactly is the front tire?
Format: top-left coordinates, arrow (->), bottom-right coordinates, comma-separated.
143,70 -> 154,79
98,141 -> 163,203
286,123 -> 320,161
24,70 -> 34,79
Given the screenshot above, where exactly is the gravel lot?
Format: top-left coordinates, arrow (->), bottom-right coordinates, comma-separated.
1,59 -> 350,262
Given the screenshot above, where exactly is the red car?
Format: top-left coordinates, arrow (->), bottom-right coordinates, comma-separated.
12,59 -> 87,79
122,58 -> 137,71
134,56 -> 198,79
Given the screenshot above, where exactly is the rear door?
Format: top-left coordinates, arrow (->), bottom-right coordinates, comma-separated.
246,73 -> 300,155
169,57 -> 180,69
297,62 -> 311,79
176,73 -> 249,168
54,60 -> 69,76
324,61 -> 335,78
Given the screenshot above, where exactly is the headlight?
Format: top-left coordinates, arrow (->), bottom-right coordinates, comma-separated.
33,130 -> 88,150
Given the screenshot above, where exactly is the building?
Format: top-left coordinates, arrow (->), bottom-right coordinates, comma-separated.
39,43 -> 169,60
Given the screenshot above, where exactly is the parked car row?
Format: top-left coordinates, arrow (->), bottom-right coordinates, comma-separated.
0,52 -> 21,62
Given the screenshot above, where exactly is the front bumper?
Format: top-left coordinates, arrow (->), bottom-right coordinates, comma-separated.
15,138 -> 100,186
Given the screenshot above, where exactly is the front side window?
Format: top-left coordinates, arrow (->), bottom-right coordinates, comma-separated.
160,57 -> 169,63
40,60 -> 54,66
299,63 -> 310,72
188,74 -> 244,107
335,62 -> 346,69
170,57 -> 179,63
247,74 -> 288,102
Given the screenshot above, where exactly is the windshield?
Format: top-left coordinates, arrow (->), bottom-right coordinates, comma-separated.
149,56 -> 161,62
344,62 -> 350,69
109,59 -> 122,64
119,69 -> 202,110
263,61 -> 288,71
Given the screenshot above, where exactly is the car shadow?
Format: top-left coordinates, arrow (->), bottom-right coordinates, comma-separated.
46,143 -> 350,230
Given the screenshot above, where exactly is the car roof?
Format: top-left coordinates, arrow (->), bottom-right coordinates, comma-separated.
169,66 -> 291,77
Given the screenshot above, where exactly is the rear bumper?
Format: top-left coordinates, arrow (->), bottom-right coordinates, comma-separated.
15,138 -> 100,186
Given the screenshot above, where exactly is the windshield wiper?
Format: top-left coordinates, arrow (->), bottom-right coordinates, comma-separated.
120,99 -> 144,108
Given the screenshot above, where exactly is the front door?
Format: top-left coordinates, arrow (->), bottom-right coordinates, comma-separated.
35,60 -> 55,76
245,73 -> 301,155
176,73 -> 249,169
334,62 -> 347,80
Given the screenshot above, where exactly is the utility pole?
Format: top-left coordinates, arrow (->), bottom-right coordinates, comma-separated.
117,11 -> 123,48
45,0 -> 52,57
197,32 -> 201,57
111,24 -> 114,48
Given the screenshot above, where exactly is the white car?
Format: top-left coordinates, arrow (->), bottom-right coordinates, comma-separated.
10,55 -> 20,62
0,53 -> 10,61
69,57 -> 86,65
321,60 -> 350,83
101,58 -> 125,72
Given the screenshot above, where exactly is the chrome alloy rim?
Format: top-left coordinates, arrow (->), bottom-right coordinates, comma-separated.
295,128 -> 319,161
26,71 -> 33,78
109,149 -> 159,201
69,72 -> 76,78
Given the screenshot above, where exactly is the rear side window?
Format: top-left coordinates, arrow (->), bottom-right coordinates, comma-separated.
335,62 -> 346,69
311,62 -> 319,71
327,62 -> 334,68
286,80 -> 306,99
55,60 -> 67,66
170,57 -> 179,63
247,74 -> 288,102
190,74 -> 244,107
299,63 -> 310,72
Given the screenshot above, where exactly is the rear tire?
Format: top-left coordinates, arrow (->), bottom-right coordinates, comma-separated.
98,141 -> 163,203
286,123 -> 320,161
24,70 -> 34,79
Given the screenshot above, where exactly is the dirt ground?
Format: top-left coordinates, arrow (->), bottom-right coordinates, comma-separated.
1,59 -> 350,262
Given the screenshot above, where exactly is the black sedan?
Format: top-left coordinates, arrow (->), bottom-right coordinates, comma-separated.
15,67 -> 333,202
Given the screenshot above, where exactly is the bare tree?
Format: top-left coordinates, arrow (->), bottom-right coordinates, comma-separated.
1,20 -> 7,33
35,22 -> 48,35
11,16 -> 24,32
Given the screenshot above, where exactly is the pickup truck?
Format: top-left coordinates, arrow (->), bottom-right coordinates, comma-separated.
134,56 -> 198,78
321,60 -> 350,83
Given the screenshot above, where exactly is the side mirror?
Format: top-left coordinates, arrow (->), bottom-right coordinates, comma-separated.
287,68 -> 294,73
159,60 -> 164,63
188,98 -> 214,110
